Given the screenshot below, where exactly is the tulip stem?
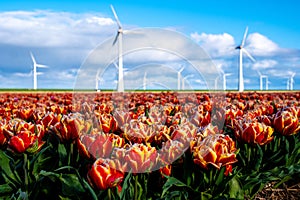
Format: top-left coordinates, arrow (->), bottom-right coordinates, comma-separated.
107,188 -> 111,200
248,146 -> 251,163
68,143 -> 73,169
134,175 -> 138,200
23,153 -> 29,193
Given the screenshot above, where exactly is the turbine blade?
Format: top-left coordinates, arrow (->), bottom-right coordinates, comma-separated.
179,66 -> 185,73
30,51 -> 36,64
112,32 -> 120,45
36,72 -> 44,75
217,64 -> 224,75
36,64 -> 48,68
96,69 -> 101,77
241,26 -> 248,47
257,70 -> 261,76
242,49 -> 255,62
113,62 -> 119,69
123,30 -> 143,35
110,5 -> 122,29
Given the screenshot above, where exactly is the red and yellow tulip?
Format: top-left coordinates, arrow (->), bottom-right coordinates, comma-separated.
192,134 -> 237,170
87,158 -> 124,190
234,120 -> 274,145
273,107 -> 300,136
125,143 -> 158,173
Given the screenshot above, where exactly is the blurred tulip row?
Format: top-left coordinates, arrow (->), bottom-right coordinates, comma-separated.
0,91 -> 299,199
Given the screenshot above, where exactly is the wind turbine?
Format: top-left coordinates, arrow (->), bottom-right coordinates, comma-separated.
265,76 -> 269,90
286,78 -> 290,90
143,72 -> 147,90
223,73 -> 231,91
257,71 -> 267,90
30,52 -> 48,90
111,5 -> 124,92
177,66 -> 185,90
218,65 -> 231,91
214,76 -> 219,90
290,72 -> 296,90
182,74 -> 194,90
235,27 -> 255,92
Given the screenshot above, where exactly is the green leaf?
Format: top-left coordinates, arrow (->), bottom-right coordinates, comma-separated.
39,170 -> 86,199
119,173 -> 133,200
161,176 -> 189,198
26,139 -> 39,154
254,144 -> 263,171
0,183 -> 13,194
274,175 -> 292,188
0,150 -> 21,186
136,179 -> 143,200
201,192 -> 212,200
58,144 -> 67,166
164,176 -> 188,188
31,146 -> 53,177
228,177 -> 243,199
82,179 -> 98,200
215,167 -> 225,186
59,196 -> 72,200
13,188 -> 28,200
60,174 -> 85,197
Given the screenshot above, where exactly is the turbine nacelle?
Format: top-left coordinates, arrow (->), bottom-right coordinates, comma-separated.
111,5 -> 125,92
236,26 -> 255,92
30,51 -> 48,90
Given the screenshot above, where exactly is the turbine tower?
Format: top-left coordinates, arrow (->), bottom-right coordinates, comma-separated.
30,52 -> 48,90
290,72 -> 296,90
235,27 -> 255,92
182,74 -> 194,90
95,69 -> 101,92
111,5 -> 124,92
214,76 -> 219,90
223,73 -> 231,91
177,66 -> 185,90
218,65 -> 231,91
257,71 -> 267,90
286,78 -> 290,90
265,76 -> 269,90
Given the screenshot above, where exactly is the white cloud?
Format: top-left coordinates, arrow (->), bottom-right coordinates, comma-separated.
252,59 -> 278,70
244,79 -> 251,84
0,10 -> 115,48
14,72 -> 32,77
246,33 -> 280,56
190,32 -> 235,57
0,10 -> 299,90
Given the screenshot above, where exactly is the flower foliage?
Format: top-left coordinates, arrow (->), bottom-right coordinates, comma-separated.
0,92 -> 299,199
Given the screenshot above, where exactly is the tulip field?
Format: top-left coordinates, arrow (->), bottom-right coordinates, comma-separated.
0,91 -> 300,199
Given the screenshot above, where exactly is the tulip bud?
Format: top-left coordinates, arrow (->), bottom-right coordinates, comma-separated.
234,120 -> 274,145
18,107 -> 34,121
8,131 -> 42,154
0,124 -> 7,146
273,107 -> 300,136
87,158 -> 124,190
52,113 -> 84,142
159,165 -> 172,177
125,143 -> 158,173
159,140 -> 185,165
78,132 -> 125,159
99,114 -> 117,133
192,134 -> 237,170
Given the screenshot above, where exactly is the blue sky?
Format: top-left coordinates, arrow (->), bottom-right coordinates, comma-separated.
0,0 -> 299,90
